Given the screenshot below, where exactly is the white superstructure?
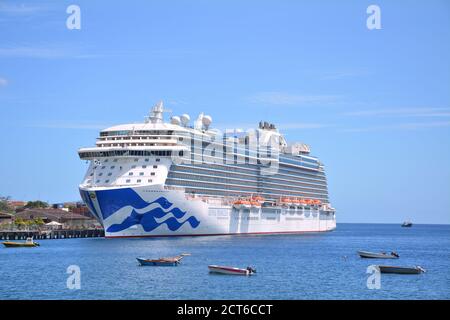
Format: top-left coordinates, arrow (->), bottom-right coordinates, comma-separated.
78,102 -> 336,238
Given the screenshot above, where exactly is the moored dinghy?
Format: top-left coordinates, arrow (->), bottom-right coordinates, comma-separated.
357,250 -> 399,259
137,253 -> 190,266
208,265 -> 256,276
377,265 -> 426,274
137,257 -> 179,266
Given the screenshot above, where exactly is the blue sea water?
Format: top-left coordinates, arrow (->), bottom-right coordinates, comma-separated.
1,223 -> 449,300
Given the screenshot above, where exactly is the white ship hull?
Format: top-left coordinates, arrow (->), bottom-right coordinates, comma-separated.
80,185 -> 336,238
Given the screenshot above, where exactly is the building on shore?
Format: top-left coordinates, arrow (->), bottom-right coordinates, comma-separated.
14,208 -> 99,229
0,212 -> 13,224
7,201 -> 27,209
69,205 -> 90,217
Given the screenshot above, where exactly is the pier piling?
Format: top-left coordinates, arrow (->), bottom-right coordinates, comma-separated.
0,229 -> 105,241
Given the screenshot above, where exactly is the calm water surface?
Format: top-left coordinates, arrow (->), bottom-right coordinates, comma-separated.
1,223 -> 449,299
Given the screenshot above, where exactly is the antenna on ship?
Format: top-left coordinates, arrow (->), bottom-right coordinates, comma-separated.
145,101 -> 172,124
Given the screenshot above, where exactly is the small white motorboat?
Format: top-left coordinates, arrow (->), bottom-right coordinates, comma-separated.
208,265 -> 256,276
377,265 -> 426,274
357,250 -> 399,259
401,221 -> 413,227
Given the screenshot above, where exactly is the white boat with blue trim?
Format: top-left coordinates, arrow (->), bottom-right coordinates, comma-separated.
357,250 -> 399,259
78,102 -> 336,238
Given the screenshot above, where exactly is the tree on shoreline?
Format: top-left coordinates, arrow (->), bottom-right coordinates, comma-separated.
24,201 -> 49,209
0,196 -> 14,213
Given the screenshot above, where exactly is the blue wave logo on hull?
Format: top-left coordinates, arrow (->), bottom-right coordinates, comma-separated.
94,188 -> 200,233
107,206 -> 200,233
96,188 -> 174,220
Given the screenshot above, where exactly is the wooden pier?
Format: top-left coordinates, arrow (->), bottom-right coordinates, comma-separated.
0,229 -> 105,240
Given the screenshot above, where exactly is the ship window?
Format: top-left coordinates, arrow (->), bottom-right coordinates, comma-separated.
134,158 -> 138,162
108,173 -> 112,176
110,166 -> 115,169
151,172 -> 155,176
142,165 -> 147,169
89,173 -> 93,176
137,179 -> 141,183
131,165 -> 136,169
101,166 -> 106,169
105,180 -> 110,183
113,159 -> 118,162
145,158 -> 149,162
96,180 -> 100,183
126,179 -> 131,183
98,173 -> 103,176
104,159 -> 108,163
156,158 -> 160,162
148,179 -> 152,183
153,165 -> 157,168
129,172 -> 133,176
139,172 -> 144,176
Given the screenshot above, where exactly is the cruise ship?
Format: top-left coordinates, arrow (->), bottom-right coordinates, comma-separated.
78,102 -> 336,238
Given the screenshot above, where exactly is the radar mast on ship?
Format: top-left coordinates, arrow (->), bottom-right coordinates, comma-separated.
145,101 -> 171,124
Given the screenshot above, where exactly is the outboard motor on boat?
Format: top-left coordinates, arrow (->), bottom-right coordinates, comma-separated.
246,266 -> 256,274
391,251 -> 399,258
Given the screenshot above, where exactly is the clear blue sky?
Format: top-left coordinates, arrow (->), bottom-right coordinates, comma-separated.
1,0 -> 449,224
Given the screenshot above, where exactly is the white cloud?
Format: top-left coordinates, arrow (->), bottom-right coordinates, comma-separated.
342,121 -> 450,133
247,92 -> 341,106
0,46 -> 69,59
28,123 -> 109,130
213,122 -> 330,132
0,45 -> 174,60
166,99 -> 189,106
0,3 -> 43,15
345,107 -> 450,117
0,46 -> 84,59
0,78 -> 8,87
278,123 -> 330,130
320,71 -> 366,80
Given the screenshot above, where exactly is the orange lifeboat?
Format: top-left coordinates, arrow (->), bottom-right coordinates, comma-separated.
252,195 -> 265,203
233,198 -> 251,209
299,199 -> 307,206
250,200 -> 261,208
313,199 -> 321,205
